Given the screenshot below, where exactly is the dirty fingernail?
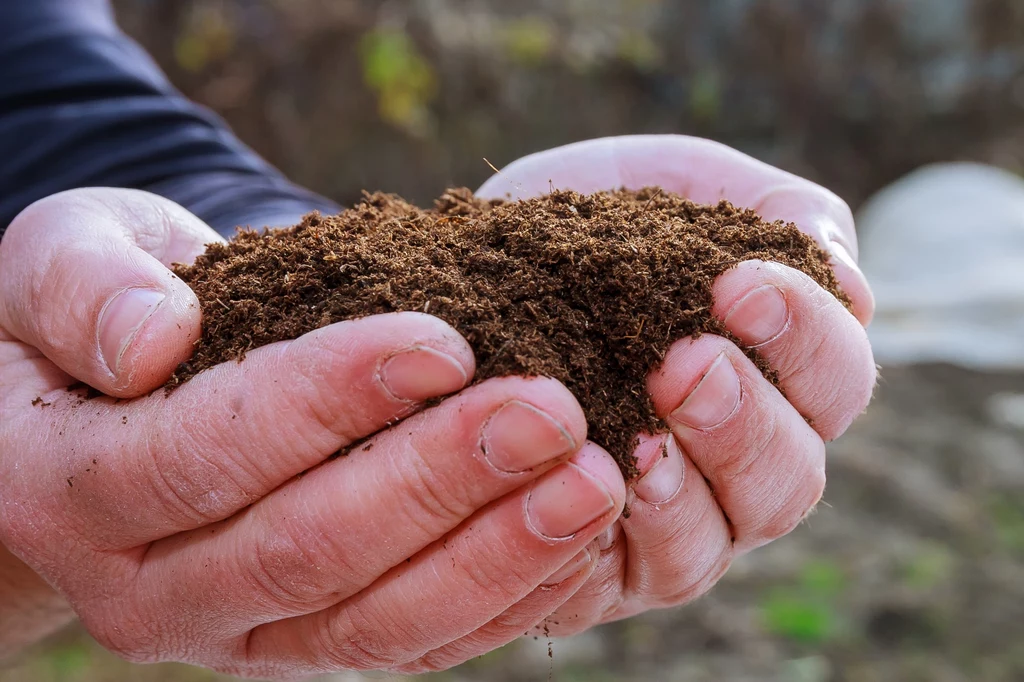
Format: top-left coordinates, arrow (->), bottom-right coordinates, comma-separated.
98,288 -> 165,377
482,401 -> 576,473
541,547 -> 593,586
379,346 -> 469,402
724,285 -> 788,346
527,463 -> 615,540
670,353 -> 741,430
634,436 -> 685,505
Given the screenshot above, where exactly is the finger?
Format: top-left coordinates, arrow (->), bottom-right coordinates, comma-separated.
537,523 -> 628,637
647,336 -> 826,553
0,328 -> 73,410
548,434 -> 737,620
603,434 -> 735,614
0,188 -> 222,397
244,444 -> 625,677
394,542 -> 599,675
2,312 -> 475,551
135,376 -> 587,630
713,260 -> 877,440
477,135 -> 874,325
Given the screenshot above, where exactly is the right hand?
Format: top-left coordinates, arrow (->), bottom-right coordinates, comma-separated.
0,189 -> 626,678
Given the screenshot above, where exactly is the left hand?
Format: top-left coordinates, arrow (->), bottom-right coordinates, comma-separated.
396,135 -> 877,672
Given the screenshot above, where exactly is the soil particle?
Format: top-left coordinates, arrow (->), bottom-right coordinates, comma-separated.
170,187 -> 846,477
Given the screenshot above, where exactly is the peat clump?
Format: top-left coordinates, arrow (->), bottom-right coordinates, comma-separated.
171,188 -> 847,476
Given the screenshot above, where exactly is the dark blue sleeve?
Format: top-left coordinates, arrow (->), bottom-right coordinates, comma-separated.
0,0 -> 339,238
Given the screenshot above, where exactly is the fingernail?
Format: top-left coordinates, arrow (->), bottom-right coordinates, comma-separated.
482,401 -> 576,473
723,285 -> 788,346
634,437 -> 685,505
828,240 -> 859,271
98,288 -> 165,376
379,346 -> 468,402
828,240 -> 875,326
670,353 -> 741,430
526,463 -> 615,540
597,522 -> 620,550
541,547 -> 593,586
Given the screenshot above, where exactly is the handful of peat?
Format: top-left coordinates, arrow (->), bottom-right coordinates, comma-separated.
170,188 -> 847,477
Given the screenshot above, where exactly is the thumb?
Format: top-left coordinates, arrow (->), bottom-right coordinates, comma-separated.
0,188 -> 224,398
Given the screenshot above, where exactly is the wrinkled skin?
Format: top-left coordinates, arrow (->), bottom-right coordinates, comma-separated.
0,136 -> 875,678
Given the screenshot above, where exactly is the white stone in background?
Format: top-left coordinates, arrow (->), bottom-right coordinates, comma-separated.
987,392 -> 1024,430
856,162 -> 1024,369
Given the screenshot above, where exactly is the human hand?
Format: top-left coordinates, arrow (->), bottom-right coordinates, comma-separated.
0,189 -> 626,677
441,135 -> 877,652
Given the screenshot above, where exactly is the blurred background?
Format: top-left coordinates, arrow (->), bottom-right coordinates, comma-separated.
4,0 -> 1024,680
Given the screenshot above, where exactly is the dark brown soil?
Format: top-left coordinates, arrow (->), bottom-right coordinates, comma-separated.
170,187 -> 847,477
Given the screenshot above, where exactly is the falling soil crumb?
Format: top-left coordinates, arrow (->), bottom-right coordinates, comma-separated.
544,621 -> 554,682
170,187 -> 846,477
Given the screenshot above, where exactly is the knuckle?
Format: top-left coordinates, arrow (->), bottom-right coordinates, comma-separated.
141,442 -> 230,526
655,541 -> 733,607
823,349 -> 877,440
753,462 -> 826,545
719,410 -> 825,545
246,519 -> 363,610
453,538 -> 535,603
104,191 -> 177,257
462,561 -> 530,605
713,405 -> 782,485
395,442 -> 476,533
248,539 -> 323,610
83,607 -> 162,663
145,417 -> 264,525
287,340 -> 368,442
21,247 -> 79,341
6,192 -> 71,239
314,610 -> 403,671
779,316 -> 834,394
776,281 -> 876,440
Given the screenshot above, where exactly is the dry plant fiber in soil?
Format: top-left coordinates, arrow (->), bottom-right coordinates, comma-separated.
170,187 -> 847,477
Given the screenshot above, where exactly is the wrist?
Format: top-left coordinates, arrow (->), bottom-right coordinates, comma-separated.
0,543 -> 75,660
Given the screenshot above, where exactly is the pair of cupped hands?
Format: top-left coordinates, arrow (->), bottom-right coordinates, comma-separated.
0,136 -> 876,679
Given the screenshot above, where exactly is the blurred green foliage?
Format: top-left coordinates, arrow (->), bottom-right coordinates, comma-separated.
47,642 -> 90,678
760,560 -> 847,644
689,68 -> 721,123
358,28 -> 437,137
900,542 -> 955,590
989,493 -> 1024,556
173,6 -> 236,73
500,16 -> 556,65
616,31 -> 661,71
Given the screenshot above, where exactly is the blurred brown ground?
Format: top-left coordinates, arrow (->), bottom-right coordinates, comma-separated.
3,1 -> 1024,680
